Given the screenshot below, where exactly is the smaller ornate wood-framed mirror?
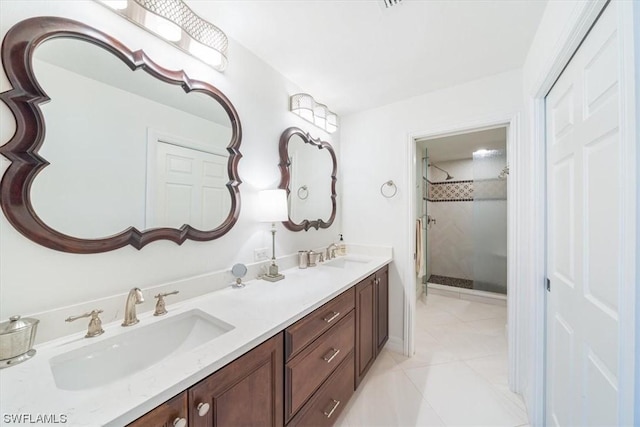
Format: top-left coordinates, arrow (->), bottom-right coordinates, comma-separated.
278,127 -> 337,231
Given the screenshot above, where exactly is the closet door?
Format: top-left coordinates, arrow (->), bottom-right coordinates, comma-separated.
545,2 -> 623,425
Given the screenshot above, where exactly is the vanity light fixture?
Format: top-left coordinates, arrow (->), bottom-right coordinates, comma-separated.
97,0 -> 229,71
259,190 -> 289,282
290,93 -> 338,133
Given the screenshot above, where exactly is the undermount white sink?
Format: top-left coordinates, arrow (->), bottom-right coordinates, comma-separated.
49,309 -> 233,391
323,256 -> 370,269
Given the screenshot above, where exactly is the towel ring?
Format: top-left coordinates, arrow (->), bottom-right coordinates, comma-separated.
297,185 -> 309,200
380,180 -> 397,198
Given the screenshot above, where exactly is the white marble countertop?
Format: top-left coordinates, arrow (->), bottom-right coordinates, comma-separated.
0,249 -> 391,427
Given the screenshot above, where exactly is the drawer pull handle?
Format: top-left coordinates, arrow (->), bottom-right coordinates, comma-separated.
197,402 -> 210,417
323,399 -> 341,418
323,311 -> 340,323
322,348 -> 341,363
173,418 -> 187,427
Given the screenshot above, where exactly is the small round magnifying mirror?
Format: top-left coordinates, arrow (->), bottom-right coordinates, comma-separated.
231,263 -> 248,288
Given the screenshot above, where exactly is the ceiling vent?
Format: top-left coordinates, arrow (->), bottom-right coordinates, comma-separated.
382,0 -> 402,8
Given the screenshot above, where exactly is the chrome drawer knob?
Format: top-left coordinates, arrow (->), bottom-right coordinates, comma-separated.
173,417 -> 187,427
197,402 -> 210,417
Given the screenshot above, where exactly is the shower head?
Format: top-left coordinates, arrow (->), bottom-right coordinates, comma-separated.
428,163 -> 454,181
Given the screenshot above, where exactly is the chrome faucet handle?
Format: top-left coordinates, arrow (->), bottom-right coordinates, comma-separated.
318,252 -> 325,263
154,291 -> 179,316
66,309 -> 105,338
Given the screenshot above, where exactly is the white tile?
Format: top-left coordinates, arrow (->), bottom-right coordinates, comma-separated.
404,362 -> 528,426
367,348 -> 403,376
466,316 -> 508,337
339,369 -> 445,427
440,299 -> 506,322
460,291 -> 507,306
389,332 -> 458,369
438,329 -> 506,361
464,353 -> 509,386
341,293 -> 527,426
416,305 -> 460,328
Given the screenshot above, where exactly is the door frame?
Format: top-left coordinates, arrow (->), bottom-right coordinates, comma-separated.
529,0 -> 637,424
405,112 -> 520,389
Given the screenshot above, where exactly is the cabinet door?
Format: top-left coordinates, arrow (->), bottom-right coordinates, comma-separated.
189,333 -> 284,427
376,265 -> 389,354
355,274 -> 376,387
127,391 -> 187,427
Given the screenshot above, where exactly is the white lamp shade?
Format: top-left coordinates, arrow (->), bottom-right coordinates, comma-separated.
259,189 -> 289,222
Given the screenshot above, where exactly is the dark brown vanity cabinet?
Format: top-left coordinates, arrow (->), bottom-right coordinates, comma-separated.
355,265 -> 389,387
189,333 -> 284,427
376,265 -> 390,354
284,289 -> 355,424
127,333 -> 283,427
128,264 -> 390,427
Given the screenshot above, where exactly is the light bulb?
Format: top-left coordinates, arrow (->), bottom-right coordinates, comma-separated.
189,39 -> 224,69
145,12 -> 182,42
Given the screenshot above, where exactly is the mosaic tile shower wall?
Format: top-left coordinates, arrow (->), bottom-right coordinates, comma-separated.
427,179 -> 506,202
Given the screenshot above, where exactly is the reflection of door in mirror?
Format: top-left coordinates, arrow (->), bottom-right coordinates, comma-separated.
27,36 -> 233,238
288,135 -> 333,224
147,133 -> 229,231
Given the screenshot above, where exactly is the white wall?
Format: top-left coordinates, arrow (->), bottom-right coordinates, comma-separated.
340,68 -> 523,350
0,2 -> 341,320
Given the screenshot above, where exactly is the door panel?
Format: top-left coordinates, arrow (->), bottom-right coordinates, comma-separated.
545,3 -> 621,425
151,141 -> 227,230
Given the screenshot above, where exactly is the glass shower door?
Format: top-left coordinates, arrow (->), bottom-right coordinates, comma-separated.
471,149 -> 507,294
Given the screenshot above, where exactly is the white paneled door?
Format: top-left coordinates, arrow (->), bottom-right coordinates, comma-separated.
151,141 -> 228,230
545,2 -> 624,426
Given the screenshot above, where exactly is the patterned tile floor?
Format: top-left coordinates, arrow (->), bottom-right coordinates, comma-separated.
335,293 -> 529,427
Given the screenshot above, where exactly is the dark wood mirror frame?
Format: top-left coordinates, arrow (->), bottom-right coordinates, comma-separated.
0,17 -> 242,254
278,127 -> 337,232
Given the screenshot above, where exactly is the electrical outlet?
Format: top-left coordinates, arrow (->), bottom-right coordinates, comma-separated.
254,247 -> 269,261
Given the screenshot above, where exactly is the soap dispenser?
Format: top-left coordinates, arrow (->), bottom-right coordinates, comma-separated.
338,234 -> 346,256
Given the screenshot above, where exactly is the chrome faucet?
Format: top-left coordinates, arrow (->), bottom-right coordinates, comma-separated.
122,288 -> 144,326
326,243 -> 338,260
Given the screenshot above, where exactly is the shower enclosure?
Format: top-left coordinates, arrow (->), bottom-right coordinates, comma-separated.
419,139 -> 507,297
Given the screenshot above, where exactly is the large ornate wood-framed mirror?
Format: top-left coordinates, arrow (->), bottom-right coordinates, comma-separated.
278,127 -> 336,231
0,17 -> 242,253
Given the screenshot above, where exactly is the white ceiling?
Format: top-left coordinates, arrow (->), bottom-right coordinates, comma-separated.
186,0 -> 547,116
418,127 -> 506,162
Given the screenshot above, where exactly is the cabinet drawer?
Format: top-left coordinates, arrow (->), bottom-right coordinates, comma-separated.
127,391 -> 187,427
285,310 -> 354,421
288,351 -> 355,427
285,287 -> 354,361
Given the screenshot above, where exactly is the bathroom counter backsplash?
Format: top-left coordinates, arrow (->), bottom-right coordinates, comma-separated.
0,244 -> 392,427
